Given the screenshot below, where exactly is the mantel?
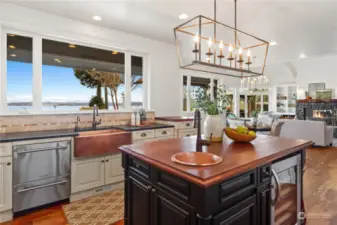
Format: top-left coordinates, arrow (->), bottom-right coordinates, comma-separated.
297,99 -> 337,103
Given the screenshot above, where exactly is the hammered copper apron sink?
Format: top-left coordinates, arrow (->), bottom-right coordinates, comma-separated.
74,129 -> 132,158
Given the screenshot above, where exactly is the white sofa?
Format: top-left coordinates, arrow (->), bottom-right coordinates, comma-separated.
279,120 -> 333,147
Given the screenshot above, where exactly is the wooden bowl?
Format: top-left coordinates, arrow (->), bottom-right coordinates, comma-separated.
171,152 -> 223,167
224,129 -> 256,143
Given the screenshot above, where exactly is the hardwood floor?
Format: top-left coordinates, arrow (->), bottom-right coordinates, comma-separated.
2,147 -> 337,225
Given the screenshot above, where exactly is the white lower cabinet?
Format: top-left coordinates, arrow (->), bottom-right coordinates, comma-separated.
71,154 -> 124,194
104,155 -> 124,185
0,156 -> 12,212
71,156 -> 105,193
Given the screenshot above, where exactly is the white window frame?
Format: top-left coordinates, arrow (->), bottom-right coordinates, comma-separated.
181,72 -> 233,116
237,91 -> 269,118
0,27 -> 148,115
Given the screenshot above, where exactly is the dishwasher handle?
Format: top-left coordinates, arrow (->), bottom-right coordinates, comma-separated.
15,146 -> 68,155
17,180 -> 68,193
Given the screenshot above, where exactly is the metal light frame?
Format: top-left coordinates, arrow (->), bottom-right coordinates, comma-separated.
174,0 -> 269,78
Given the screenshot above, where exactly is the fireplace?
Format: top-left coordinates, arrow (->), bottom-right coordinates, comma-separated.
304,109 -> 337,126
297,99 -> 337,137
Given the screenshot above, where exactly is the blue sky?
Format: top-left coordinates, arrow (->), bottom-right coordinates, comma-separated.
7,61 -> 143,103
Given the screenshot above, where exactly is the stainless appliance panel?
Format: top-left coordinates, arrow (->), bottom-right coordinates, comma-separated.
271,154 -> 301,225
13,141 -> 70,185
13,176 -> 70,213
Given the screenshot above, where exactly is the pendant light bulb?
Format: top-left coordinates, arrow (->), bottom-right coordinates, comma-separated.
208,37 -> 212,47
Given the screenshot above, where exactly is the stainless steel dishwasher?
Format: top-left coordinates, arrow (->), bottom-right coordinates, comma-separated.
12,141 -> 71,213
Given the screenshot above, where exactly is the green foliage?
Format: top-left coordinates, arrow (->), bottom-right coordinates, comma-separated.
251,110 -> 259,118
194,85 -> 229,115
138,108 -> 147,122
89,96 -> 105,109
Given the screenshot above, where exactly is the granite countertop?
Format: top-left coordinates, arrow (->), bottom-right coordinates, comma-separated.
0,123 -> 174,143
111,123 -> 174,131
0,129 -> 78,143
119,135 -> 312,187
155,116 -> 194,122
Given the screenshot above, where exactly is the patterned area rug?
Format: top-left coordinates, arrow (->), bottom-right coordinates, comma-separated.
63,188 -> 124,225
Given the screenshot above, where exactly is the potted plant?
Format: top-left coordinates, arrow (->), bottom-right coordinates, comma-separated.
195,85 -> 229,142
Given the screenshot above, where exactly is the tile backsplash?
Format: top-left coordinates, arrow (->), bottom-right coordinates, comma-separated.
0,112 -> 155,133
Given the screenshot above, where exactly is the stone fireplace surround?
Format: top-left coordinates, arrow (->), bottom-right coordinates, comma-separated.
296,99 -> 337,138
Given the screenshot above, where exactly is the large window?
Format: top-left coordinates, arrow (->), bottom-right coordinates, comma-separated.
1,31 -> 146,113
6,34 -> 33,111
42,39 -> 125,111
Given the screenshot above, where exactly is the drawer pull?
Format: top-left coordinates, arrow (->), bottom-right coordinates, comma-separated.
185,123 -> 190,127
101,160 -> 105,163
141,133 -> 147,137
162,131 -> 167,135
186,134 -> 190,137
18,180 -> 68,193
6,162 -> 11,166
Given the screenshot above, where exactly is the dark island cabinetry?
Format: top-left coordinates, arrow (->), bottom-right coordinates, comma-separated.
122,153 -> 289,225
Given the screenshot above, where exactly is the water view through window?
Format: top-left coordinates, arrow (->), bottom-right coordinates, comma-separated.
7,34 -> 33,111
42,39 -> 125,111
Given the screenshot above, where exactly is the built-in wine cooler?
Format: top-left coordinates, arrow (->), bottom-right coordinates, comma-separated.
271,154 -> 302,225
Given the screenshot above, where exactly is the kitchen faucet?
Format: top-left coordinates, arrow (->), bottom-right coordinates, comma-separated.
193,109 -> 212,152
92,104 -> 102,129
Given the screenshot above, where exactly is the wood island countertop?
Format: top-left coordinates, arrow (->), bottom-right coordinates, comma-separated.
119,135 -> 312,187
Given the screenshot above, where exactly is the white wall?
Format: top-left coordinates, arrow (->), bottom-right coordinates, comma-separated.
294,54 -> 337,98
0,2 -> 180,116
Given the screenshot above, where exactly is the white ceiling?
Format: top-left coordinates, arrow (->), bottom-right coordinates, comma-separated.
6,0 -> 337,64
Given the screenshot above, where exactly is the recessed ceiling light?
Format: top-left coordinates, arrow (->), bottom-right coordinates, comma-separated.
54,58 -> 61,63
10,54 -> 17,57
299,53 -> 307,59
179,13 -> 189,20
112,51 -> 118,55
269,41 -> 278,46
69,44 -> 76,48
8,45 -> 16,49
92,15 -> 102,21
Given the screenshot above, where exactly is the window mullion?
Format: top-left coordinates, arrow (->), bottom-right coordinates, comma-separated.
124,52 -> 131,109
32,36 -> 42,111
0,26 -> 7,113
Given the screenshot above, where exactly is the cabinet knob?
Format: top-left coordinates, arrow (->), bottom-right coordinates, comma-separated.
162,131 -> 167,135
141,133 -> 147,137
186,123 -> 190,127
106,159 -> 109,162
6,162 -> 11,166
101,160 -> 105,163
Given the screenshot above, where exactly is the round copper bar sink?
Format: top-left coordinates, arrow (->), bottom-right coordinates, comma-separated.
171,152 -> 223,167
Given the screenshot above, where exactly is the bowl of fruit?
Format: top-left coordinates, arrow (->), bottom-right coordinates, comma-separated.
224,126 -> 256,143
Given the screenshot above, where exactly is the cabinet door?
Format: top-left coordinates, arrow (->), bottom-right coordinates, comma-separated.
127,175 -> 152,225
105,154 -> 124,185
0,157 -> 12,212
71,156 -> 105,193
213,195 -> 257,225
153,191 -> 193,225
258,185 -> 271,225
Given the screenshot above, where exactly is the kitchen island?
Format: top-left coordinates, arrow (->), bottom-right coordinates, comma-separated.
119,135 -> 312,225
